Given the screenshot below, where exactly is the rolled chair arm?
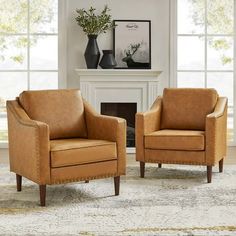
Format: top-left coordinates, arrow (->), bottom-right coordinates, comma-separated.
7,100 -> 50,184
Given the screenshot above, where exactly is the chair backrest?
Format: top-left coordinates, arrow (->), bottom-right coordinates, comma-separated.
161,88 -> 218,130
19,89 -> 87,139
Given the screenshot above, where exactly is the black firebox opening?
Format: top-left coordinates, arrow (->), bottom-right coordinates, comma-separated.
101,103 -> 137,147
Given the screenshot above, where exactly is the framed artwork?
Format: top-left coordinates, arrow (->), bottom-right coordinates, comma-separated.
113,20 -> 151,69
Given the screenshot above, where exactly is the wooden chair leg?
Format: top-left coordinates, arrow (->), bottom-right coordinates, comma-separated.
207,166 -> 212,183
219,158 -> 224,173
39,185 -> 46,207
158,163 -> 162,168
114,176 -> 120,196
140,161 -> 145,178
85,180 -> 89,183
16,174 -> 22,192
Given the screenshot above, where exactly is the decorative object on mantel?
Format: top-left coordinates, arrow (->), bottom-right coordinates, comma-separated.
113,20 -> 151,69
75,5 -> 116,69
99,50 -> 117,69
84,34 -> 100,69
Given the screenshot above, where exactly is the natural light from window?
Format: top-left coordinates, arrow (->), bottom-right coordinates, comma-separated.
0,0 -> 58,143
177,0 -> 234,143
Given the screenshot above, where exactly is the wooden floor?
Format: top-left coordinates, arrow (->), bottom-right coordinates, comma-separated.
1,147 -> 235,165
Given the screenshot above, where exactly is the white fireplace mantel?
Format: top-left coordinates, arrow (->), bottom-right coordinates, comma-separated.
75,69 -> 161,79
75,69 -> 162,113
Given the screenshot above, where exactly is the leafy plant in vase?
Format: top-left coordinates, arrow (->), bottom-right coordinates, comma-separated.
75,5 -> 116,69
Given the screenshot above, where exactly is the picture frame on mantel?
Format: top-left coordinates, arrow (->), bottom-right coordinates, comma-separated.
113,20 -> 151,69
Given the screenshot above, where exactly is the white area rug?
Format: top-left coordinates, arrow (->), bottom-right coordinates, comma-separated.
0,163 -> 236,236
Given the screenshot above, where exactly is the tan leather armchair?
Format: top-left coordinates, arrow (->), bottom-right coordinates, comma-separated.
136,88 -> 227,183
7,89 -> 126,206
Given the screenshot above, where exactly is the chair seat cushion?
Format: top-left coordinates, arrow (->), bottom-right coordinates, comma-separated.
145,129 -> 205,151
50,138 -> 117,168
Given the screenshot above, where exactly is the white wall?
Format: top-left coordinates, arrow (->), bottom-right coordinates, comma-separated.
65,0 -> 170,91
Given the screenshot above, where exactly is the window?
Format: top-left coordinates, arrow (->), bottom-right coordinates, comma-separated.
0,0 -> 58,144
172,0 -> 235,144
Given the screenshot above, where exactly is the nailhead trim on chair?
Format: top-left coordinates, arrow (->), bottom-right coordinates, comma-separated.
35,126 -> 41,182
50,173 -> 118,185
144,159 -> 210,166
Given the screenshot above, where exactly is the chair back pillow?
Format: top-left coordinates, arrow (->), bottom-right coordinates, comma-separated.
19,89 -> 87,139
161,88 -> 218,130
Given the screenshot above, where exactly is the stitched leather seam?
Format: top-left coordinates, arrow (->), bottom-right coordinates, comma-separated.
116,122 -> 119,173
50,143 -> 116,152
145,147 -> 204,151
35,123 -> 41,182
51,158 -> 118,168
145,135 -> 204,138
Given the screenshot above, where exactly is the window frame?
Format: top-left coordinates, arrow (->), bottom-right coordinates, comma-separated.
170,0 -> 236,146
0,0 -> 66,148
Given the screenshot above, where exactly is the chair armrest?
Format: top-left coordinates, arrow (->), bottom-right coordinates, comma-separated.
83,100 -> 126,175
207,97 -> 227,118
205,97 -> 228,165
135,96 -> 162,161
136,96 -> 162,135
7,100 -> 50,184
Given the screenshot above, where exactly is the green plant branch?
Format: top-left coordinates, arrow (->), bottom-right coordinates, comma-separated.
75,5 -> 116,35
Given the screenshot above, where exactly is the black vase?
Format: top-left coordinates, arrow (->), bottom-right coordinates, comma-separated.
99,50 -> 117,69
84,35 -> 100,69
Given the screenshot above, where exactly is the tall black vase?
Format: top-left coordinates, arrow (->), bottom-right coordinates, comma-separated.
84,35 -> 100,69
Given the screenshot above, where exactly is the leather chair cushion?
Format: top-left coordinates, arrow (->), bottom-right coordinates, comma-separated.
161,88 -> 218,130
145,129 -> 205,151
50,138 -> 117,168
19,89 -> 87,139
